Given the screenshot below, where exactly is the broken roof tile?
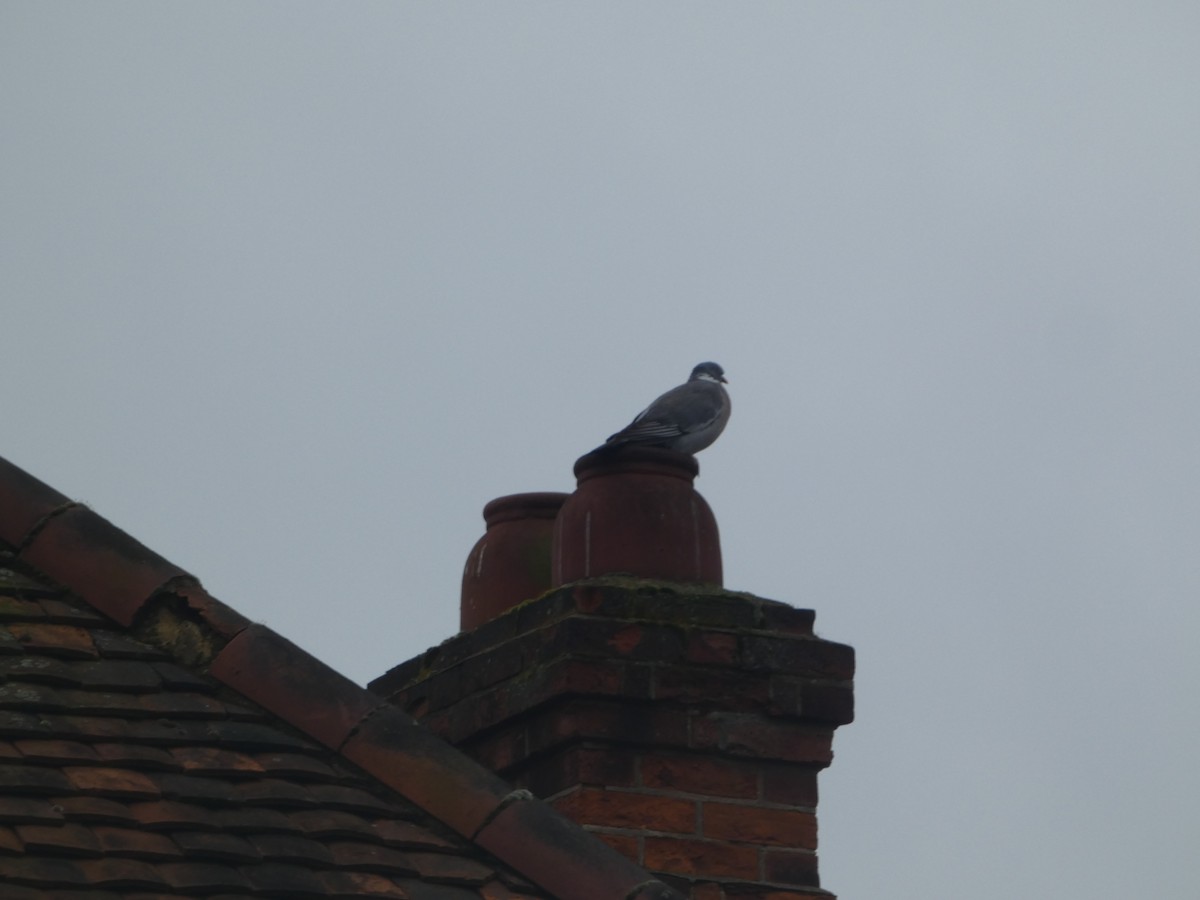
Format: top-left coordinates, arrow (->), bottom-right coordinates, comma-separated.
90,630 -> 168,660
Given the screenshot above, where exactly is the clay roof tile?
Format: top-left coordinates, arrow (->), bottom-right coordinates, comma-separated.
0,454 -> 685,900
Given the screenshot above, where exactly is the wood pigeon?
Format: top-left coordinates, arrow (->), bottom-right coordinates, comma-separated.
596,362 -> 731,456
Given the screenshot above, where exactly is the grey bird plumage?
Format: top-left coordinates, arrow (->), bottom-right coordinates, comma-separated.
596,362 -> 731,456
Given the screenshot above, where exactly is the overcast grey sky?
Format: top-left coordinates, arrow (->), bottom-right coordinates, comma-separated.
3,3 -> 1198,898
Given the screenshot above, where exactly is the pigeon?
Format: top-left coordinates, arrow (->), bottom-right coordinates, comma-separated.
595,362 -> 731,456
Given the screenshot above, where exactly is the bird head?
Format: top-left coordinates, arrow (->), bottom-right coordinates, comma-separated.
690,362 -> 727,384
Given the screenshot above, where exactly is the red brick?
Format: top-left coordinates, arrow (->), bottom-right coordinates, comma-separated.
740,635 -> 854,681
761,765 -> 818,808
686,630 -> 739,666
762,848 -> 820,887
644,836 -> 759,879
465,721 -> 528,774
690,714 -> 833,766
546,618 -> 686,663
544,657 -> 642,699
552,787 -> 696,833
702,803 -> 816,849
757,604 -> 816,637
527,698 -> 689,753
769,678 -> 853,724
654,665 -> 769,707
640,754 -> 758,799
589,829 -> 641,862
522,744 -> 638,798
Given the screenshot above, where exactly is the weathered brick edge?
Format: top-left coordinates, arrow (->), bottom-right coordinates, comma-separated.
0,454 -> 685,900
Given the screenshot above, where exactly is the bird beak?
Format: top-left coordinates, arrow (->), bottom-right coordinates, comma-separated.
720,375 -> 728,384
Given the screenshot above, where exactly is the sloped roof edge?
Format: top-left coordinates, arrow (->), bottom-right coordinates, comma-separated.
0,454 -> 683,900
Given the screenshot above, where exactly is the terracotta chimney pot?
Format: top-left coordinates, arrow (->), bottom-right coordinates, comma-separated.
460,492 -> 568,631
551,448 -> 722,587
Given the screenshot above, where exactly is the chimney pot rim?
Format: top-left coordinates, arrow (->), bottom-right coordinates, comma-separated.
482,492 -> 570,526
573,447 -> 700,481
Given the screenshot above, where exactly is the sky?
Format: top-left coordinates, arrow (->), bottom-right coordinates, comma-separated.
3,3 -> 1198,898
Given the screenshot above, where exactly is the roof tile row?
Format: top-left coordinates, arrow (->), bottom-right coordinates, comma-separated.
0,454 -> 687,899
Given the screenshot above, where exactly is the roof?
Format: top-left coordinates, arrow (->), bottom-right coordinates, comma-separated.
0,455 -> 682,900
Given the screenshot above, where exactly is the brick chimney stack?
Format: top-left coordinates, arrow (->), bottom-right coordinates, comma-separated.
376,451 -> 854,899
